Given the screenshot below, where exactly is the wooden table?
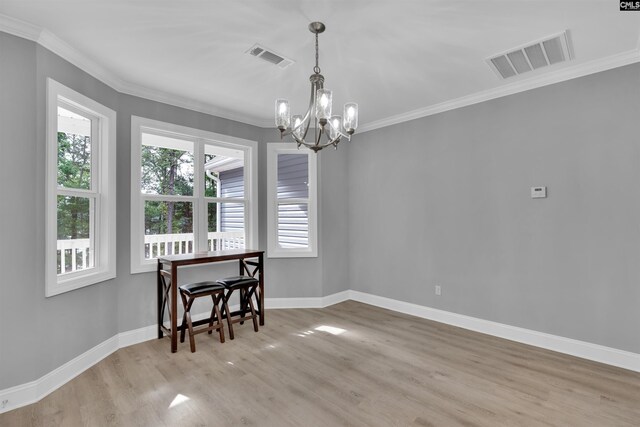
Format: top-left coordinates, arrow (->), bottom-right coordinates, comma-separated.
157,249 -> 265,352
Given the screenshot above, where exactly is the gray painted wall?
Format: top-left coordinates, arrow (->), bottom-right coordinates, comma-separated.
3,24 -> 637,392
319,144 -> 350,296
1,34 -> 120,389
258,129 -> 351,299
0,31 -> 349,389
1,33 -> 41,390
348,62 -> 640,354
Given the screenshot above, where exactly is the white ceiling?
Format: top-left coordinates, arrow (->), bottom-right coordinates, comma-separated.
1,1 -> 639,130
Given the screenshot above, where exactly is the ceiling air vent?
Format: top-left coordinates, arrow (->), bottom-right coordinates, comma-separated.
246,44 -> 294,69
486,31 -> 573,80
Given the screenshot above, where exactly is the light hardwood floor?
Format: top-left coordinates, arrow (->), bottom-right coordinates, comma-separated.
2,301 -> 640,426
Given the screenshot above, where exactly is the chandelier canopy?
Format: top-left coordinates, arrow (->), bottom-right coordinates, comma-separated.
275,22 -> 358,152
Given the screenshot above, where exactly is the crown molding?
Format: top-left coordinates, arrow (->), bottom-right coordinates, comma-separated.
116,79 -> 269,128
2,12 -> 639,133
37,26 -> 269,128
0,13 -> 40,41
358,48 -> 640,134
36,28 -> 127,91
0,13 -> 269,128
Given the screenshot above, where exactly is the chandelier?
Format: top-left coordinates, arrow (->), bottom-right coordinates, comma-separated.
275,22 -> 358,152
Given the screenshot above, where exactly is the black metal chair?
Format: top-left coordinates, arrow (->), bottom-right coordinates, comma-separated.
216,276 -> 260,340
179,281 -> 226,352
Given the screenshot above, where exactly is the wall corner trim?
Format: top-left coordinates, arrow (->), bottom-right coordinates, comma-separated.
1,291 -> 637,415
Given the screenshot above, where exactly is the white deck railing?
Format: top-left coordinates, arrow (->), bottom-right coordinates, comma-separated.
144,231 -> 245,259
57,238 -> 93,274
57,232 -> 245,274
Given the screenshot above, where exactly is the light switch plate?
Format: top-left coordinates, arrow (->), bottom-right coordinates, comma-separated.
531,186 -> 547,198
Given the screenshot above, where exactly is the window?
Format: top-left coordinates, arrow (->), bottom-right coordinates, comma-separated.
131,117 -> 258,273
267,143 -> 317,257
45,79 -> 116,296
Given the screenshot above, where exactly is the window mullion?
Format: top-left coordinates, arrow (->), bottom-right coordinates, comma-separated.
91,116 -> 99,192
140,194 -> 195,203
90,196 -> 97,269
57,187 -> 98,197
194,138 -> 207,252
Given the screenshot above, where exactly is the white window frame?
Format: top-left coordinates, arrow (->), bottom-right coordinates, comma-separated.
45,79 -> 117,297
267,143 -> 318,258
130,116 -> 258,273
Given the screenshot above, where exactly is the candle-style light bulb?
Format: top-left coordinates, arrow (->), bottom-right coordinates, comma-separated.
328,115 -> 342,140
315,89 -> 332,121
275,99 -> 291,130
343,102 -> 358,134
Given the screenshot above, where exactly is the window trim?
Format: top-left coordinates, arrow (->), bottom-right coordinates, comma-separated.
45,78 -> 117,297
130,116 -> 258,273
267,143 -> 318,258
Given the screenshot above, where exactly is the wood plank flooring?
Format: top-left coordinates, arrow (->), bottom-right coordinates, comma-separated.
2,301 -> 640,426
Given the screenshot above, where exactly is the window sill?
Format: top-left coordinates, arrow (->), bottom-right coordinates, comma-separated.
46,268 -> 115,297
267,249 -> 318,259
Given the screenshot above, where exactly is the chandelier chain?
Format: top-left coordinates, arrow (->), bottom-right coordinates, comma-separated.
314,32 -> 321,74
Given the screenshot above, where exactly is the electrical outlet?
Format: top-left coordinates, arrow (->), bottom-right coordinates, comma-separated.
1,399 -> 8,409
435,285 -> 441,296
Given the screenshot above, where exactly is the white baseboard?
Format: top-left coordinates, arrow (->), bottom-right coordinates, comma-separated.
347,290 -> 640,374
0,308 -> 233,414
0,335 -> 120,414
265,291 -> 350,309
2,290 -> 638,415
118,324 -> 157,348
322,290 -> 351,307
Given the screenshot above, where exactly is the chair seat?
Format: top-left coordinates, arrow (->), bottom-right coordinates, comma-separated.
216,276 -> 258,289
179,281 -> 225,296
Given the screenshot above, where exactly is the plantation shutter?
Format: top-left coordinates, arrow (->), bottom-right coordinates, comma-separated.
219,167 -> 244,233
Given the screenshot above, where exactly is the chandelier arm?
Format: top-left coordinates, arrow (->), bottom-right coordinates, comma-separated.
328,134 -> 341,146
315,125 -> 323,146
327,121 -> 352,141
290,76 -> 317,140
284,121 -> 338,143
300,79 -> 317,140
300,116 -> 311,141
335,130 -> 352,141
297,137 -> 340,151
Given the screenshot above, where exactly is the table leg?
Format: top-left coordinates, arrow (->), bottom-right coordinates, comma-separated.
157,260 -> 163,339
259,253 -> 264,326
171,264 -> 178,353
